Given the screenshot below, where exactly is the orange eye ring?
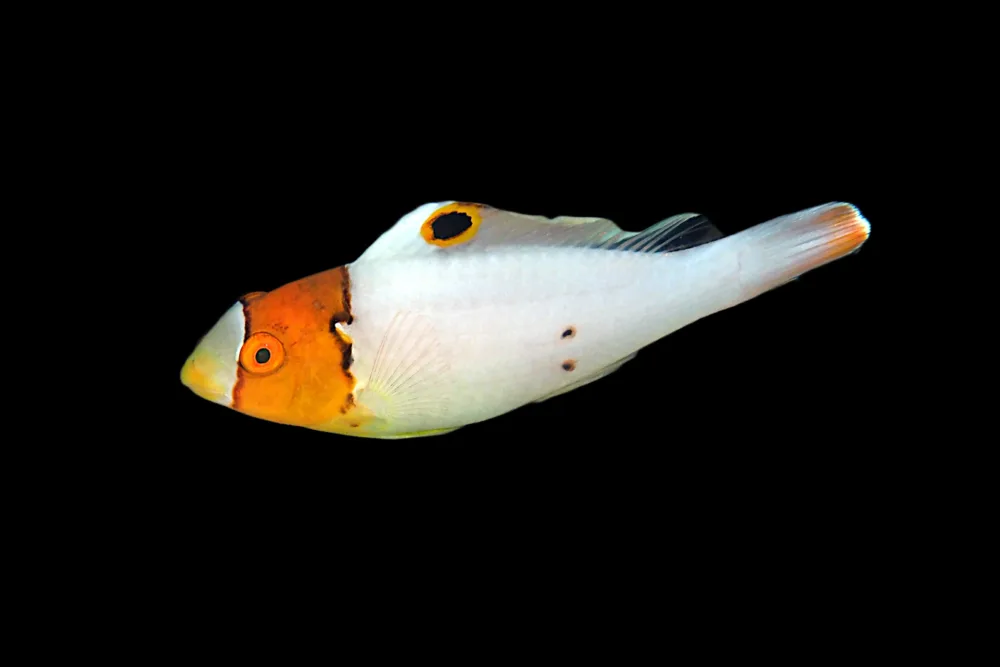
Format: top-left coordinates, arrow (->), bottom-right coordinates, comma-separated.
239,332 -> 285,375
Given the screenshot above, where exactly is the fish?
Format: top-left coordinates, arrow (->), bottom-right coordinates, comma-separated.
180,200 -> 870,439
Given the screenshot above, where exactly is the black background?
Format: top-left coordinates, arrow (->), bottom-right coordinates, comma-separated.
133,57 -> 899,589
61,31 -> 919,641
6,7 -> 948,644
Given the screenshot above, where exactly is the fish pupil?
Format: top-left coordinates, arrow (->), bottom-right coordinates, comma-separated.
431,212 -> 473,240
255,348 -> 271,364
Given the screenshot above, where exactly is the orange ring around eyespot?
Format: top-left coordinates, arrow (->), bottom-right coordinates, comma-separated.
239,332 -> 286,376
420,202 -> 484,247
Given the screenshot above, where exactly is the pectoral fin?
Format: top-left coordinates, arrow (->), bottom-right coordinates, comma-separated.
353,310 -> 453,429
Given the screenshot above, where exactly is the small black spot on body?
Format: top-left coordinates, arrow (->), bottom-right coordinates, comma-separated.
562,360 -> 576,371
562,326 -> 576,339
255,348 -> 270,364
431,211 -> 473,240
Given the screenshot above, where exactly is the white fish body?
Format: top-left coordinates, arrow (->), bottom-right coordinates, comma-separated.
339,201 -> 870,438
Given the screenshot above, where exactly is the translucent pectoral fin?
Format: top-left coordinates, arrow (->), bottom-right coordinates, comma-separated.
356,310 -> 453,430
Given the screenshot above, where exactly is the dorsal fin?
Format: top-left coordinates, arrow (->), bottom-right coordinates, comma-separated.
354,201 -> 723,264
606,213 -> 723,253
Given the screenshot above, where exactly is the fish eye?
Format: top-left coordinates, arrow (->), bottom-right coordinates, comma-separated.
239,332 -> 285,375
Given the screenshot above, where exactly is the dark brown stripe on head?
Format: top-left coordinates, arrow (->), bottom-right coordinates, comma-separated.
340,266 -> 353,325
239,298 -> 253,342
329,266 -> 355,413
328,265 -> 354,331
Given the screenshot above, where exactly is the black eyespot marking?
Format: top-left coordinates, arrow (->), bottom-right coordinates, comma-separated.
562,327 -> 576,339
562,360 -> 576,371
255,348 -> 271,364
431,212 -> 473,240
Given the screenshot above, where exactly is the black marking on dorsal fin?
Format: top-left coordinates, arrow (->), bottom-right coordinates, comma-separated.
606,213 -> 723,254
431,211 -> 473,240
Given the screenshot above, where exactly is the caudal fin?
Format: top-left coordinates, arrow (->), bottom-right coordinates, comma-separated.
734,202 -> 871,296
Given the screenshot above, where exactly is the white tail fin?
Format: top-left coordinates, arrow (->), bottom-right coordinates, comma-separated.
730,202 -> 870,299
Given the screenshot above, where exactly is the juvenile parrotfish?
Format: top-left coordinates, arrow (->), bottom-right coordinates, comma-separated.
181,201 -> 870,438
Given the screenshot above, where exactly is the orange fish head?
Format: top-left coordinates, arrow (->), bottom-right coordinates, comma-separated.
180,266 -> 358,430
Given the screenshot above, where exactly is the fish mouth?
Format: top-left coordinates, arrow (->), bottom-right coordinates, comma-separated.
180,300 -> 245,407
180,352 -> 234,407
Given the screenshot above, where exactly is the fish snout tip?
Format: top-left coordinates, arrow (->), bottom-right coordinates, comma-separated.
181,301 -> 245,406
180,354 -> 198,388
180,350 -> 235,407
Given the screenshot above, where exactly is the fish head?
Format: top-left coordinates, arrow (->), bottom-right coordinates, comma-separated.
180,266 -> 358,430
